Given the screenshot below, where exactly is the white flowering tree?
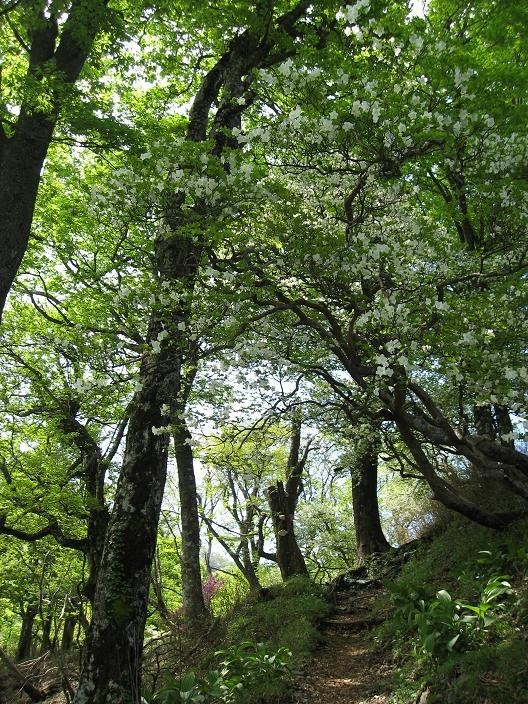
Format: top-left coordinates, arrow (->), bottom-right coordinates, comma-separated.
216,0 -> 528,528
1,1 -> 528,701
1,2 -> 348,701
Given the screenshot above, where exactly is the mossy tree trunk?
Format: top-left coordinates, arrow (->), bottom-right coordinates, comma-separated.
73,231 -> 194,703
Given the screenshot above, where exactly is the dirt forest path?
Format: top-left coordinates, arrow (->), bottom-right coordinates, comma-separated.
294,580 -> 393,704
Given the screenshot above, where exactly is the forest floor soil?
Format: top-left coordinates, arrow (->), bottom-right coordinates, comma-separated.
293,581 -> 393,704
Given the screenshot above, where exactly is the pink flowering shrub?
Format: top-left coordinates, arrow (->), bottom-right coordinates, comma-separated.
202,574 -> 224,609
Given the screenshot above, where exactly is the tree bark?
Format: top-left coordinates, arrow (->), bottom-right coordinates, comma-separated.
0,115 -> 53,320
0,0 -> 108,321
174,422 -> 207,622
74,183 -> 204,702
73,318 -> 175,704
266,481 -> 309,580
73,5 -> 317,699
350,427 -> 390,562
16,603 -> 38,662
266,414 -> 309,580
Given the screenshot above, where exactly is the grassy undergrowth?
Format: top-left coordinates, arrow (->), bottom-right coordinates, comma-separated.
375,517 -> 528,704
146,575 -> 330,704
224,576 -> 331,661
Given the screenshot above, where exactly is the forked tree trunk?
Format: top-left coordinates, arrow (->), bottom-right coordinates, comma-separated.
201,513 -> 263,593
350,427 -> 390,562
267,481 -> 309,580
266,414 -> 309,580
160,0 -> 315,620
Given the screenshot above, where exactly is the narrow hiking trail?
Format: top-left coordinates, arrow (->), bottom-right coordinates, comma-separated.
294,579 -> 393,704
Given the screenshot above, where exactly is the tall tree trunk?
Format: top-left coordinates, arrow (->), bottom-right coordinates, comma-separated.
158,0 -> 315,620
266,413 -> 309,580
241,545 -> 263,593
16,603 -> 38,661
0,0 -> 108,321
73,318 -> 176,704
0,114 -> 53,319
73,6 -> 317,700
73,387 -> 169,703
174,422 -> 207,622
266,480 -> 309,580
350,427 -> 390,562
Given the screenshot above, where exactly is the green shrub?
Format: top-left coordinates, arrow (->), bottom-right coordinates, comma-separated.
277,575 -> 323,597
379,518 -> 528,704
216,641 -> 292,703
149,642 -> 292,704
387,574 -> 513,660
148,577 -> 329,704
210,572 -> 250,617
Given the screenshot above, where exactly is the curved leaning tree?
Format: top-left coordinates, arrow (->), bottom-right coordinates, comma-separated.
203,0 -> 528,528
